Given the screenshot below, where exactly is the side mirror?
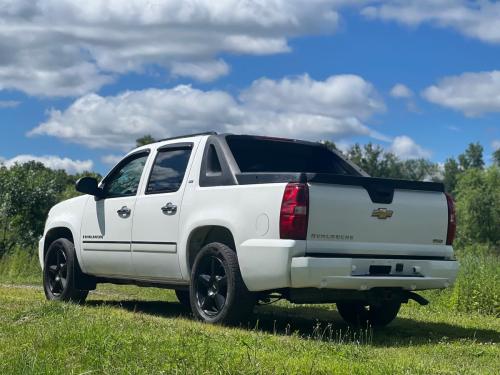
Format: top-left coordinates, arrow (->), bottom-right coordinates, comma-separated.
75,177 -> 103,198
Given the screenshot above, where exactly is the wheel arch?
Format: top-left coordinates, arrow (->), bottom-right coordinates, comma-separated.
43,226 -> 75,262
185,225 -> 236,275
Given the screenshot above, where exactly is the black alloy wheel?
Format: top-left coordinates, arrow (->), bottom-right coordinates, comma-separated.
190,242 -> 254,324
43,238 -> 88,303
45,245 -> 68,296
195,255 -> 228,316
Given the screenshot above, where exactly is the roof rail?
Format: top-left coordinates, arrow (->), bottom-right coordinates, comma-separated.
156,131 -> 217,143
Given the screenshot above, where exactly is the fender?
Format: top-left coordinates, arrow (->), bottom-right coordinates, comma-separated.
39,195 -> 90,272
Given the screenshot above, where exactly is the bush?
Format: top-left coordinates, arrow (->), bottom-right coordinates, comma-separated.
448,245 -> 499,316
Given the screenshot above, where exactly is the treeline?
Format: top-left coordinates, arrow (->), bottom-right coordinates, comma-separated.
0,140 -> 499,258
0,162 -> 100,256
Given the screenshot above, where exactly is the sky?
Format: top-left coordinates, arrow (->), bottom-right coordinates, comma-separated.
0,0 -> 499,174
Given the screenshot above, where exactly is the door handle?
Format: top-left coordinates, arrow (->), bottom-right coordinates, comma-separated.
117,206 -> 131,217
161,202 -> 177,215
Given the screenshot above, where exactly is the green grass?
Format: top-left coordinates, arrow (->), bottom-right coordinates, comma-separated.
0,247 -> 41,284
0,283 -> 498,374
0,246 -> 499,373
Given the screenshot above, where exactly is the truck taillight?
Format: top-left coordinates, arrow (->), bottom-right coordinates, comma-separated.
445,193 -> 456,246
280,182 -> 309,240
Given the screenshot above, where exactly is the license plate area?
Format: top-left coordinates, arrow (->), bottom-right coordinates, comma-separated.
369,265 -> 391,275
350,258 -> 427,277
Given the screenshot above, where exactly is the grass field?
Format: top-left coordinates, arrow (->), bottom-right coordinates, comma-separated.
0,281 -> 498,374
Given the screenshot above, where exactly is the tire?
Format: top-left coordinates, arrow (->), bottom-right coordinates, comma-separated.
336,301 -> 401,328
190,242 -> 254,324
43,238 -> 89,303
175,289 -> 191,309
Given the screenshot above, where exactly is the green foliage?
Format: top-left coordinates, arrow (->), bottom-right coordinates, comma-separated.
136,134 -> 156,147
0,246 -> 40,284
494,148 -> 500,166
454,166 -> 500,246
443,142 -> 489,194
321,140 -> 339,152
0,162 -> 100,256
0,162 -> 68,255
458,142 -> 484,170
342,142 -> 439,180
443,157 -> 460,193
448,246 -> 499,316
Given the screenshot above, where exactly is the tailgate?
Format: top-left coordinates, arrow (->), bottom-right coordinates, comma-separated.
307,180 -> 452,259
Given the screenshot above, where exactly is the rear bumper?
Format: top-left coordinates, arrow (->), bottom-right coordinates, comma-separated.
238,239 -> 458,292
290,257 -> 458,291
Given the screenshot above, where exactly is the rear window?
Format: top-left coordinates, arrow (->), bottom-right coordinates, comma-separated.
226,136 -> 359,175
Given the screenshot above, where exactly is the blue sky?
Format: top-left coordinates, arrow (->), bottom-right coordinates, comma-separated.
1,1 -> 499,174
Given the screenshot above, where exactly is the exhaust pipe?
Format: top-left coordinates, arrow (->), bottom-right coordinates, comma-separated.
405,291 -> 429,306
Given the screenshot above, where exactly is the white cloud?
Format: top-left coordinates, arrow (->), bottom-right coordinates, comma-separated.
0,100 -> 20,108
0,0 -> 346,96
390,83 -> 413,98
171,60 -> 230,82
241,74 -> 384,119
422,71 -> 500,116
101,154 -> 125,166
1,154 -> 93,173
389,135 -> 431,159
493,140 -> 500,151
29,74 -> 387,149
362,1 -> 500,44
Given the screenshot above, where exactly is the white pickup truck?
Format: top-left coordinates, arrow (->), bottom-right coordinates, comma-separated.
39,132 -> 458,326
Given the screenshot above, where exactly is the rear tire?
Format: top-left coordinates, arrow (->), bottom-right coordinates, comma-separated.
336,301 -> 401,327
190,242 -> 254,324
43,238 -> 88,303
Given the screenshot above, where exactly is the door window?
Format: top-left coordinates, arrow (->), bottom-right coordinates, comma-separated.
146,147 -> 192,194
103,152 -> 149,198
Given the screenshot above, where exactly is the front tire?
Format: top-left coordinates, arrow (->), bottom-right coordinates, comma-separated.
336,301 -> 401,327
190,242 -> 254,324
43,238 -> 88,303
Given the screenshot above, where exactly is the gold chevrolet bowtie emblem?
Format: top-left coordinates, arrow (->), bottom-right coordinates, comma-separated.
371,208 -> 394,220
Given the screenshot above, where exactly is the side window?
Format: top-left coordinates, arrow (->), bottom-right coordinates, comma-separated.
146,147 -> 192,194
103,152 -> 149,198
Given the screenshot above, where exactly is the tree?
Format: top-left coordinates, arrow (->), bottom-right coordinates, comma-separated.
458,142 -> 484,170
341,142 -> 438,180
321,140 -> 338,152
0,162 -> 100,256
400,159 -> 440,181
345,143 -> 391,177
443,157 -> 460,194
136,135 -> 156,147
0,162 -> 68,255
455,166 -> 500,247
493,148 -> 500,166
